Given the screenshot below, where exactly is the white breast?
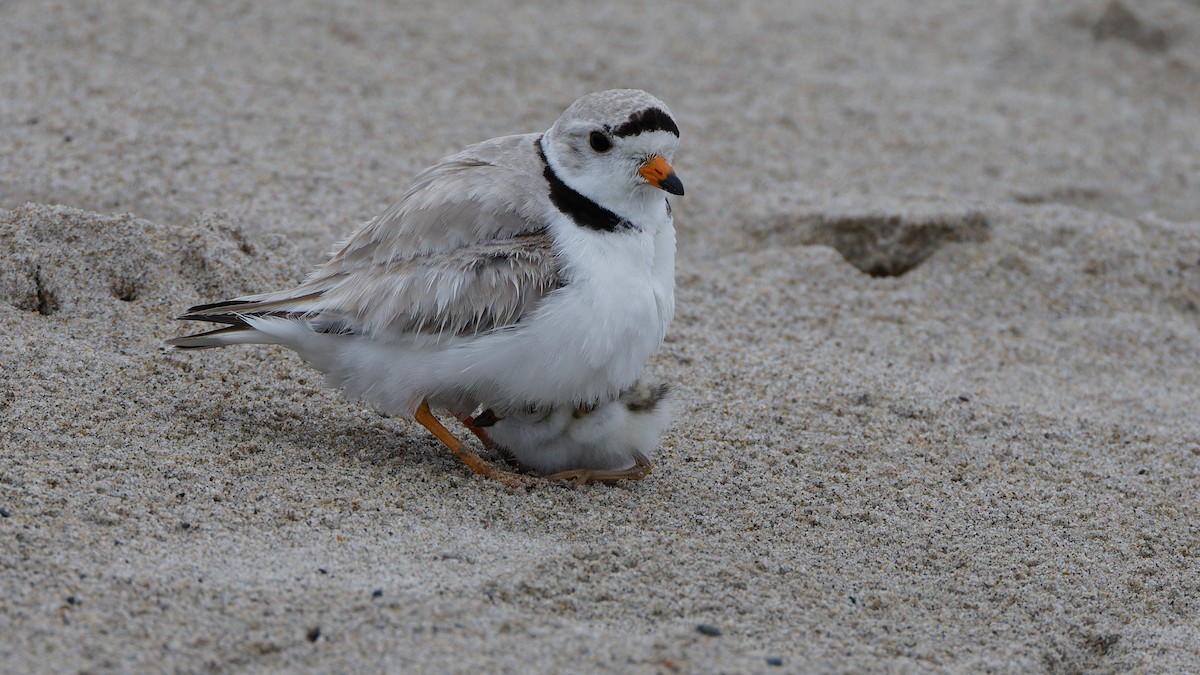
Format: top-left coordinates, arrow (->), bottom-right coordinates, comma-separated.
433,204 -> 676,412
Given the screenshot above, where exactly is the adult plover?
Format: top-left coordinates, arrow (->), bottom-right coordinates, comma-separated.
169,89 -> 683,487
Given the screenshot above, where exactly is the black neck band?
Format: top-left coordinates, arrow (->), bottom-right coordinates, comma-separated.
538,137 -> 626,232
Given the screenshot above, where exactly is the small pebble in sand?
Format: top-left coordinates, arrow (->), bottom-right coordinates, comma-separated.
696,624 -> 722,637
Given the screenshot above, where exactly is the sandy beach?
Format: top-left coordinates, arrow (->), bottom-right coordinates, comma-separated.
3,1 -> 1200,671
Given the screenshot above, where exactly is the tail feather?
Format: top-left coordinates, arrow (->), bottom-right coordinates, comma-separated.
166,324 -> 285,350
176,292 -> 325,325
168,291 -> 330,349
183,297 -> 256,315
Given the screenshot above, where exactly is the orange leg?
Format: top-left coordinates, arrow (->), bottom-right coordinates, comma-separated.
414,399 -> 538,488
461,415 -> 498,449
461,417 -> 527,472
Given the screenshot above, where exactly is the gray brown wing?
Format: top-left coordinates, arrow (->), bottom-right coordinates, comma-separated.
176,134 -> 564,339
296,229 -> 560,337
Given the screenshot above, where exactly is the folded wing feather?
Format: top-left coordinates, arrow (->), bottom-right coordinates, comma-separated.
168,134 -> 564,347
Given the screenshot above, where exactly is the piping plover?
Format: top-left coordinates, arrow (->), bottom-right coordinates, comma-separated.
471,378 -> 673,485
168,89 -> 683,487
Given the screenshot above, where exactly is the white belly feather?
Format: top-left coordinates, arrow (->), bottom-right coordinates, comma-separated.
434,212 -> 676,412
247,205 -> 676,419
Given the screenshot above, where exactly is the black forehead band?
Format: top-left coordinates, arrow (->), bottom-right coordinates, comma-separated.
612,107 -> 680,138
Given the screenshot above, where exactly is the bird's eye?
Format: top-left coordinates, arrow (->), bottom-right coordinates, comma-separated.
588,131 -> 612,153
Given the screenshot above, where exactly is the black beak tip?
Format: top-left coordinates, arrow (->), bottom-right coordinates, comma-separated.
660,173 -> 685,196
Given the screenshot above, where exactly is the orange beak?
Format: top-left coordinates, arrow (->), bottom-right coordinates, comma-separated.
638,155 -> 685,195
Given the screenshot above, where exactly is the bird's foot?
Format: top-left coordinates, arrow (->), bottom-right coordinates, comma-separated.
543,452 -> 653,487
415,400 -> 540,489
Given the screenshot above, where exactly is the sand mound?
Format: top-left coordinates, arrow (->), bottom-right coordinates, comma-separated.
0,204 -> 301,328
